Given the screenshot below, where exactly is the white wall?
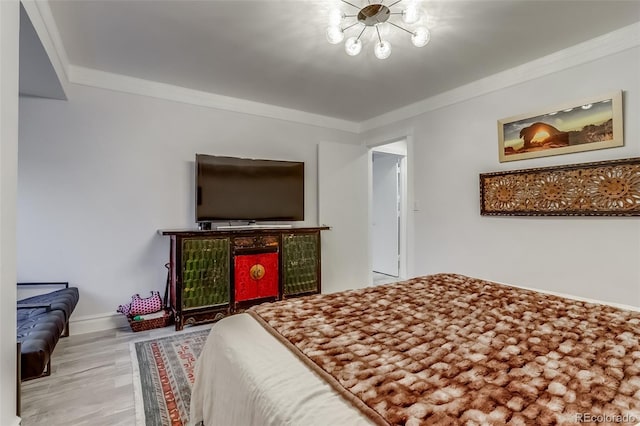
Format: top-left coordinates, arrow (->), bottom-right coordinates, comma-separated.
0,1 -> 20,424
18,84 -> 359,331
363,46 -> 640,307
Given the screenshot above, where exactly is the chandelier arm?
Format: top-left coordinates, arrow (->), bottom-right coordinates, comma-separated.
343,22 -> 360,31
356,25 -> 367,41
386,0 -> 404,8
387,21 -> 414,35
341,0 -> 362,9
375,25 -> 383,43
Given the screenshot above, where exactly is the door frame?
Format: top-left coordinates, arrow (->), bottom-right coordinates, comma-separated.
371,150 -> 402,277
366,130 -> 414,281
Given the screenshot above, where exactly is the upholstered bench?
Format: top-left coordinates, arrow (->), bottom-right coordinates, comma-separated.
16,283 -> 79,381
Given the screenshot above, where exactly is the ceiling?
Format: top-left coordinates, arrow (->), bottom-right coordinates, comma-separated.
31,1 -> 640,122
19,4 -> 66,100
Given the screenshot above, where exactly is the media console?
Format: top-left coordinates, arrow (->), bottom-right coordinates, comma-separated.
159,226 -> 329,330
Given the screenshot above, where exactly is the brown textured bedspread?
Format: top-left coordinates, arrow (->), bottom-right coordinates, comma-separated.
247,273 -> 640,426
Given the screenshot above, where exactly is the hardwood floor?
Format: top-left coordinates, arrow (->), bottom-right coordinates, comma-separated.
372,272 -> 400,286
20,323 -> 212,426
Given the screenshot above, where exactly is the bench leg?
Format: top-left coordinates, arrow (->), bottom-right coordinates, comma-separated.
21,357 -> 52,382
62,320 -> 70,338
43,358 -> 51,377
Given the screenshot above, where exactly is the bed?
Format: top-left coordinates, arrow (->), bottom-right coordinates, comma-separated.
190,273 -> 640,425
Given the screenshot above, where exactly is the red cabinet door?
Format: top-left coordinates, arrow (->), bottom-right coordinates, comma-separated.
234,252 -> 279,303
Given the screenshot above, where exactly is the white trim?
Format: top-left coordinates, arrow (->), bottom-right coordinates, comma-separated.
369,142 -> 408,281
1,1 -> 20,422
365,129 -> 415,279
67,65 -> 361,134
22,2 -> 640,134
25,1 -> 360,132
360,21 -> 640,132
20,0 -> 70,98
70,311 -> 129,335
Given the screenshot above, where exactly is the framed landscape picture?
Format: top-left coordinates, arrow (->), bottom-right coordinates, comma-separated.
498,91 -> 623,162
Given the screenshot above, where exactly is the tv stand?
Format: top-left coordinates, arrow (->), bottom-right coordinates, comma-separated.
159,226 -> 329,330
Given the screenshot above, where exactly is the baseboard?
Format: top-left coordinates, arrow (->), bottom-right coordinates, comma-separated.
8,415 -> 20,426
70,312 -> 128,335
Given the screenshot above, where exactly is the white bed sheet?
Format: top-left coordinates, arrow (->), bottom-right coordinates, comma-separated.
189,313 -> 373,426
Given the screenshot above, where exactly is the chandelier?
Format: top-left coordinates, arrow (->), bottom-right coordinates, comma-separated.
326,1 -> 430,59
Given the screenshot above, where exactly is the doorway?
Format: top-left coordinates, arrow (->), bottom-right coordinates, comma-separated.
371,140 -> 407,285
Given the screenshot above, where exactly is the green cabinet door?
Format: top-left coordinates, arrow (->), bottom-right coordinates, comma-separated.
282,233 -> 320,296
181,237 -> 230,309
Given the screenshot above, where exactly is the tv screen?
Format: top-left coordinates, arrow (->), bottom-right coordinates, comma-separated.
195,154 -> 304,222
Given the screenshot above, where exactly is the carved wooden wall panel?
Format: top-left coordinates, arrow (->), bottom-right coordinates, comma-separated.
480,158 -> 640,216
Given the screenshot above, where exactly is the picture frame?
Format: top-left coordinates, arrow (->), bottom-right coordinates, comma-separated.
479,157 -> 640,216
497,91 -> 623,162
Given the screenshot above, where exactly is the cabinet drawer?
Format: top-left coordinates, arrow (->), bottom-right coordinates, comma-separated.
233,235 -> 278,251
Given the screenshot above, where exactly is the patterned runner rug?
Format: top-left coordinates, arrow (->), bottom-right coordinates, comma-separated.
131,328 -> 211,426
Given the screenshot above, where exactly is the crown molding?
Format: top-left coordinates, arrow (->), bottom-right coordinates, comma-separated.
20,0 -> 71,98
23,1 -> 639,135
67,65 -> 360,133
26,2 -> 359,133
360,21 -> 640,133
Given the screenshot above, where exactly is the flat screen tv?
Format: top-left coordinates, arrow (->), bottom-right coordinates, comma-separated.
195,154 -> 304,223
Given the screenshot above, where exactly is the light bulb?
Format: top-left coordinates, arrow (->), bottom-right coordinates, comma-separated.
326,26 -> 344,44
345,37 -> 362,56
402,6 -> 420,24
328,8 -> 344,26
374,41 -> 391,59
411,27 -> 430,47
